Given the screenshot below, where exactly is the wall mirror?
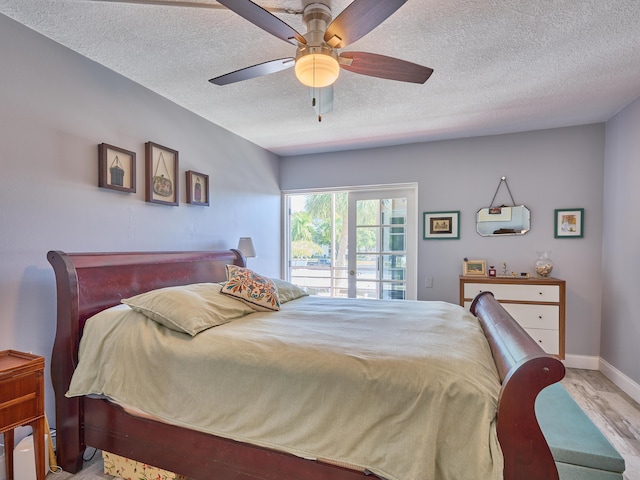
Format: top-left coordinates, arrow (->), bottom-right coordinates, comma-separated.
476,205 -> 531,236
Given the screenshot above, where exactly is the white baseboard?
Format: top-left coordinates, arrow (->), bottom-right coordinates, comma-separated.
599,358 -> 640,405
564,354 -> 600,370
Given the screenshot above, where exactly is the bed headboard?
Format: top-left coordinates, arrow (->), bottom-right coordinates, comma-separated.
48,250 -> 244,327
47,249 -> 245,380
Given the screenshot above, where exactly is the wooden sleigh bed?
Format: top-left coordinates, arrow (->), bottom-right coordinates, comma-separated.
48,249 -> 565,480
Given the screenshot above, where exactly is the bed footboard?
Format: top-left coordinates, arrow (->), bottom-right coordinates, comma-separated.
472,291 -> 565,480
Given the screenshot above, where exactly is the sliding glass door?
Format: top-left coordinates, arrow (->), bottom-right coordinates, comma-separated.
284,186 -> 416,300
347,189 -> 416,300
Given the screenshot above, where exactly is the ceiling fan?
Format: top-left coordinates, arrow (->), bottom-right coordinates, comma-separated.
209,0 -> 433,121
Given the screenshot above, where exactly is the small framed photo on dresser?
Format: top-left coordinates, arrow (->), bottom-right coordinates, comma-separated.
98,143 -> 136,193
463,259 -> 487,276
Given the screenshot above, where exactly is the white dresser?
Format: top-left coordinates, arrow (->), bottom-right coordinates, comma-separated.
459,276 -> 565,359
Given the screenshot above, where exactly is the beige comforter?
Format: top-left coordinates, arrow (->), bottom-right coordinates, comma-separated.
67,296 -> 503,480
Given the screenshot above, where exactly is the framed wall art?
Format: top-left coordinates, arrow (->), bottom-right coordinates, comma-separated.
423,211 -> 460,239
554,208 -> 584,238
98,143 -> 136,193
463,259 -> 487,276
145,141 -> 179,206
186,170 -> 209,206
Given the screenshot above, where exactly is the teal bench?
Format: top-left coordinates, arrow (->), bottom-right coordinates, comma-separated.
535,383 -> 626,480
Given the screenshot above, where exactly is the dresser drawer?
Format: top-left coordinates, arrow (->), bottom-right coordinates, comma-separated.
463,282 -> 560,303
523,328 -> 559,355
500,303 -> 559,330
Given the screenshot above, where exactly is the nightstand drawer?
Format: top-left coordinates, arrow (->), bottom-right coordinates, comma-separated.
501,303 -> 559,330
0,371 -> 40,430
463,282 -> 560,302
0,371 -> 38,404
0,392 -> 39,430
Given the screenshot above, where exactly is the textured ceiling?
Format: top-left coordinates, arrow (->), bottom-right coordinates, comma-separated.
1,0 -> 639,156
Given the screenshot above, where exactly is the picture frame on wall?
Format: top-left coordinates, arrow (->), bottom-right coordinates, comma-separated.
145,141 -> 179,206
463,259 -> 487,276
98,143 -> 136,193
186,170 -> 209,206
423,211 -> 460,239
554,208 -> 584,238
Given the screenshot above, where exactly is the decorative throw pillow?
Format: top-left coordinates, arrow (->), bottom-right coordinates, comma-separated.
221,265 -> 281,312
122,283 -> 254,336
270,278 -> 308,303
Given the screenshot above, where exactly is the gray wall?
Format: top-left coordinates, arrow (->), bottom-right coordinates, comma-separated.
602,96 -> 640,385
0,14 -> 281,426
281,125 -> 605,360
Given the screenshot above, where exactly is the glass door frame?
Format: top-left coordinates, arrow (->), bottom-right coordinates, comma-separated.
347,187 -> 417,300
282,183 -> 418,300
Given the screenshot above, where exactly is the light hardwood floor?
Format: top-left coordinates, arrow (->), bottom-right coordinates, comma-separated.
45,368 -> 640,480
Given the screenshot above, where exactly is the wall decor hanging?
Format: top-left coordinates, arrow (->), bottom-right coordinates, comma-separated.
186,170 -> 209,206
423,211 -> 460,239
554,208 -> 584,238
476,176 -> 530,236
98,143 -> 136,193
145,141 -> 179,206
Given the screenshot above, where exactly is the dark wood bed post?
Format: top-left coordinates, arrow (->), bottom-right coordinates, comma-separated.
48,251 -> 85,472
472,292 -> 565,480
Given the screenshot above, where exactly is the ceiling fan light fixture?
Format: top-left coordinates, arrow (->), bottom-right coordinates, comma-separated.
295,50 -> 340,88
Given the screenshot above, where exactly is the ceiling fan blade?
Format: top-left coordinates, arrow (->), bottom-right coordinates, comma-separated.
209,58 -> 295,85
217,0 -> 306,45
339,52 -> 433,84
308,86 -> 334,119
324,0 -> 408,49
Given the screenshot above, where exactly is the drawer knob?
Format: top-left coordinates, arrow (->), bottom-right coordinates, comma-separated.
539,315 -> 543,319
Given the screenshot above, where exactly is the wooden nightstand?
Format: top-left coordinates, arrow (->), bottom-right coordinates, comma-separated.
0,350 -> 46,480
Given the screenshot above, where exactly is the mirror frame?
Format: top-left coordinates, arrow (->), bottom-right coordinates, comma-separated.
476,205 -> 531,236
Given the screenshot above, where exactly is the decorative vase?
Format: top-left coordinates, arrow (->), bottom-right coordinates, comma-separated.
534,251 -> 554,278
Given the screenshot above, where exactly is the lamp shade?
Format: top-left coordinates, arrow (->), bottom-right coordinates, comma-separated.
237,237 -> 256,258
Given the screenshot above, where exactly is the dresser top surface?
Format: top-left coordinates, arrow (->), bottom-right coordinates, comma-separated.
460,275 -> 565,284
